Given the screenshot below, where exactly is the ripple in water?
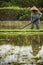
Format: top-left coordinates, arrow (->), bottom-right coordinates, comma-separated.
0,44 -> 43,65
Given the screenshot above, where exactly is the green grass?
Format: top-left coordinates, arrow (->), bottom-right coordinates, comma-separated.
0,6 -> 22,10
0,29 -> 43,36
0,6 -> 30,10
0,29 -> 43,32
0,29 -> 43,46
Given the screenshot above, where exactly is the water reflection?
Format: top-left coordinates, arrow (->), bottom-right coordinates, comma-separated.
31,35 -> 42,56
0,44 -> 43,65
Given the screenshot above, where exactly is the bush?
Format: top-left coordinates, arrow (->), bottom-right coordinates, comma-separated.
0,7 -> 31,21
0,1 -> 12,7
0,0 -> 43,7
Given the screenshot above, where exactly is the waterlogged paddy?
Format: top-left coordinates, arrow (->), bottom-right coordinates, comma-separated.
0,44 -> 43,65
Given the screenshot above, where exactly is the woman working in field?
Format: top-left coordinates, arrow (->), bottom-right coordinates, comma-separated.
31,6 -> 42,29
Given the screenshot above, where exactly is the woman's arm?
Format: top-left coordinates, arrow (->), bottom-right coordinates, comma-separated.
38,11 -> 42,18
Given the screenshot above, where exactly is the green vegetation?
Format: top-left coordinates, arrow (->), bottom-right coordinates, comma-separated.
0,0 -> 43,7
0,7 -> 31,20
0,29 -> 43,32
0,29 -> 43,36
0,29 -> 43,46
0,6 -> 30,10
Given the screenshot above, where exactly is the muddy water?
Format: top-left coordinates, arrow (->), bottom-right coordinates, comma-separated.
0,44 -> 43,65
0,34 -> 43,65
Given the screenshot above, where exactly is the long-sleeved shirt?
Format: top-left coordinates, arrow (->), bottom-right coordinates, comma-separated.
31,12 -> 42,24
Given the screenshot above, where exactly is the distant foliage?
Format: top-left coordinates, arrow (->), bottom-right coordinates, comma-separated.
0,7 -> 31,21
0,0 -> 43,7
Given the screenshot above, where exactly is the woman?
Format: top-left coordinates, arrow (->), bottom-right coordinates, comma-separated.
31,6 -> 42,29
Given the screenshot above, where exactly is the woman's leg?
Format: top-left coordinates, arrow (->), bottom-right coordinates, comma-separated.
36,23 -> 40,29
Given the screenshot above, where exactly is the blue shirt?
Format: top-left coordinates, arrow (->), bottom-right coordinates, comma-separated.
31,12 -> 42,24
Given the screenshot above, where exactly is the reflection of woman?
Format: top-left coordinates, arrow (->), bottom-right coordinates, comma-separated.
31,6 -> 42,29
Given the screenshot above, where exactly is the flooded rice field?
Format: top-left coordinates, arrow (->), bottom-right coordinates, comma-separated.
0,33 -> 43,65
0,44 -> 43,65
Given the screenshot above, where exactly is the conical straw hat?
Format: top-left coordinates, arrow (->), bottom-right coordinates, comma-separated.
31,6 -> 38,11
